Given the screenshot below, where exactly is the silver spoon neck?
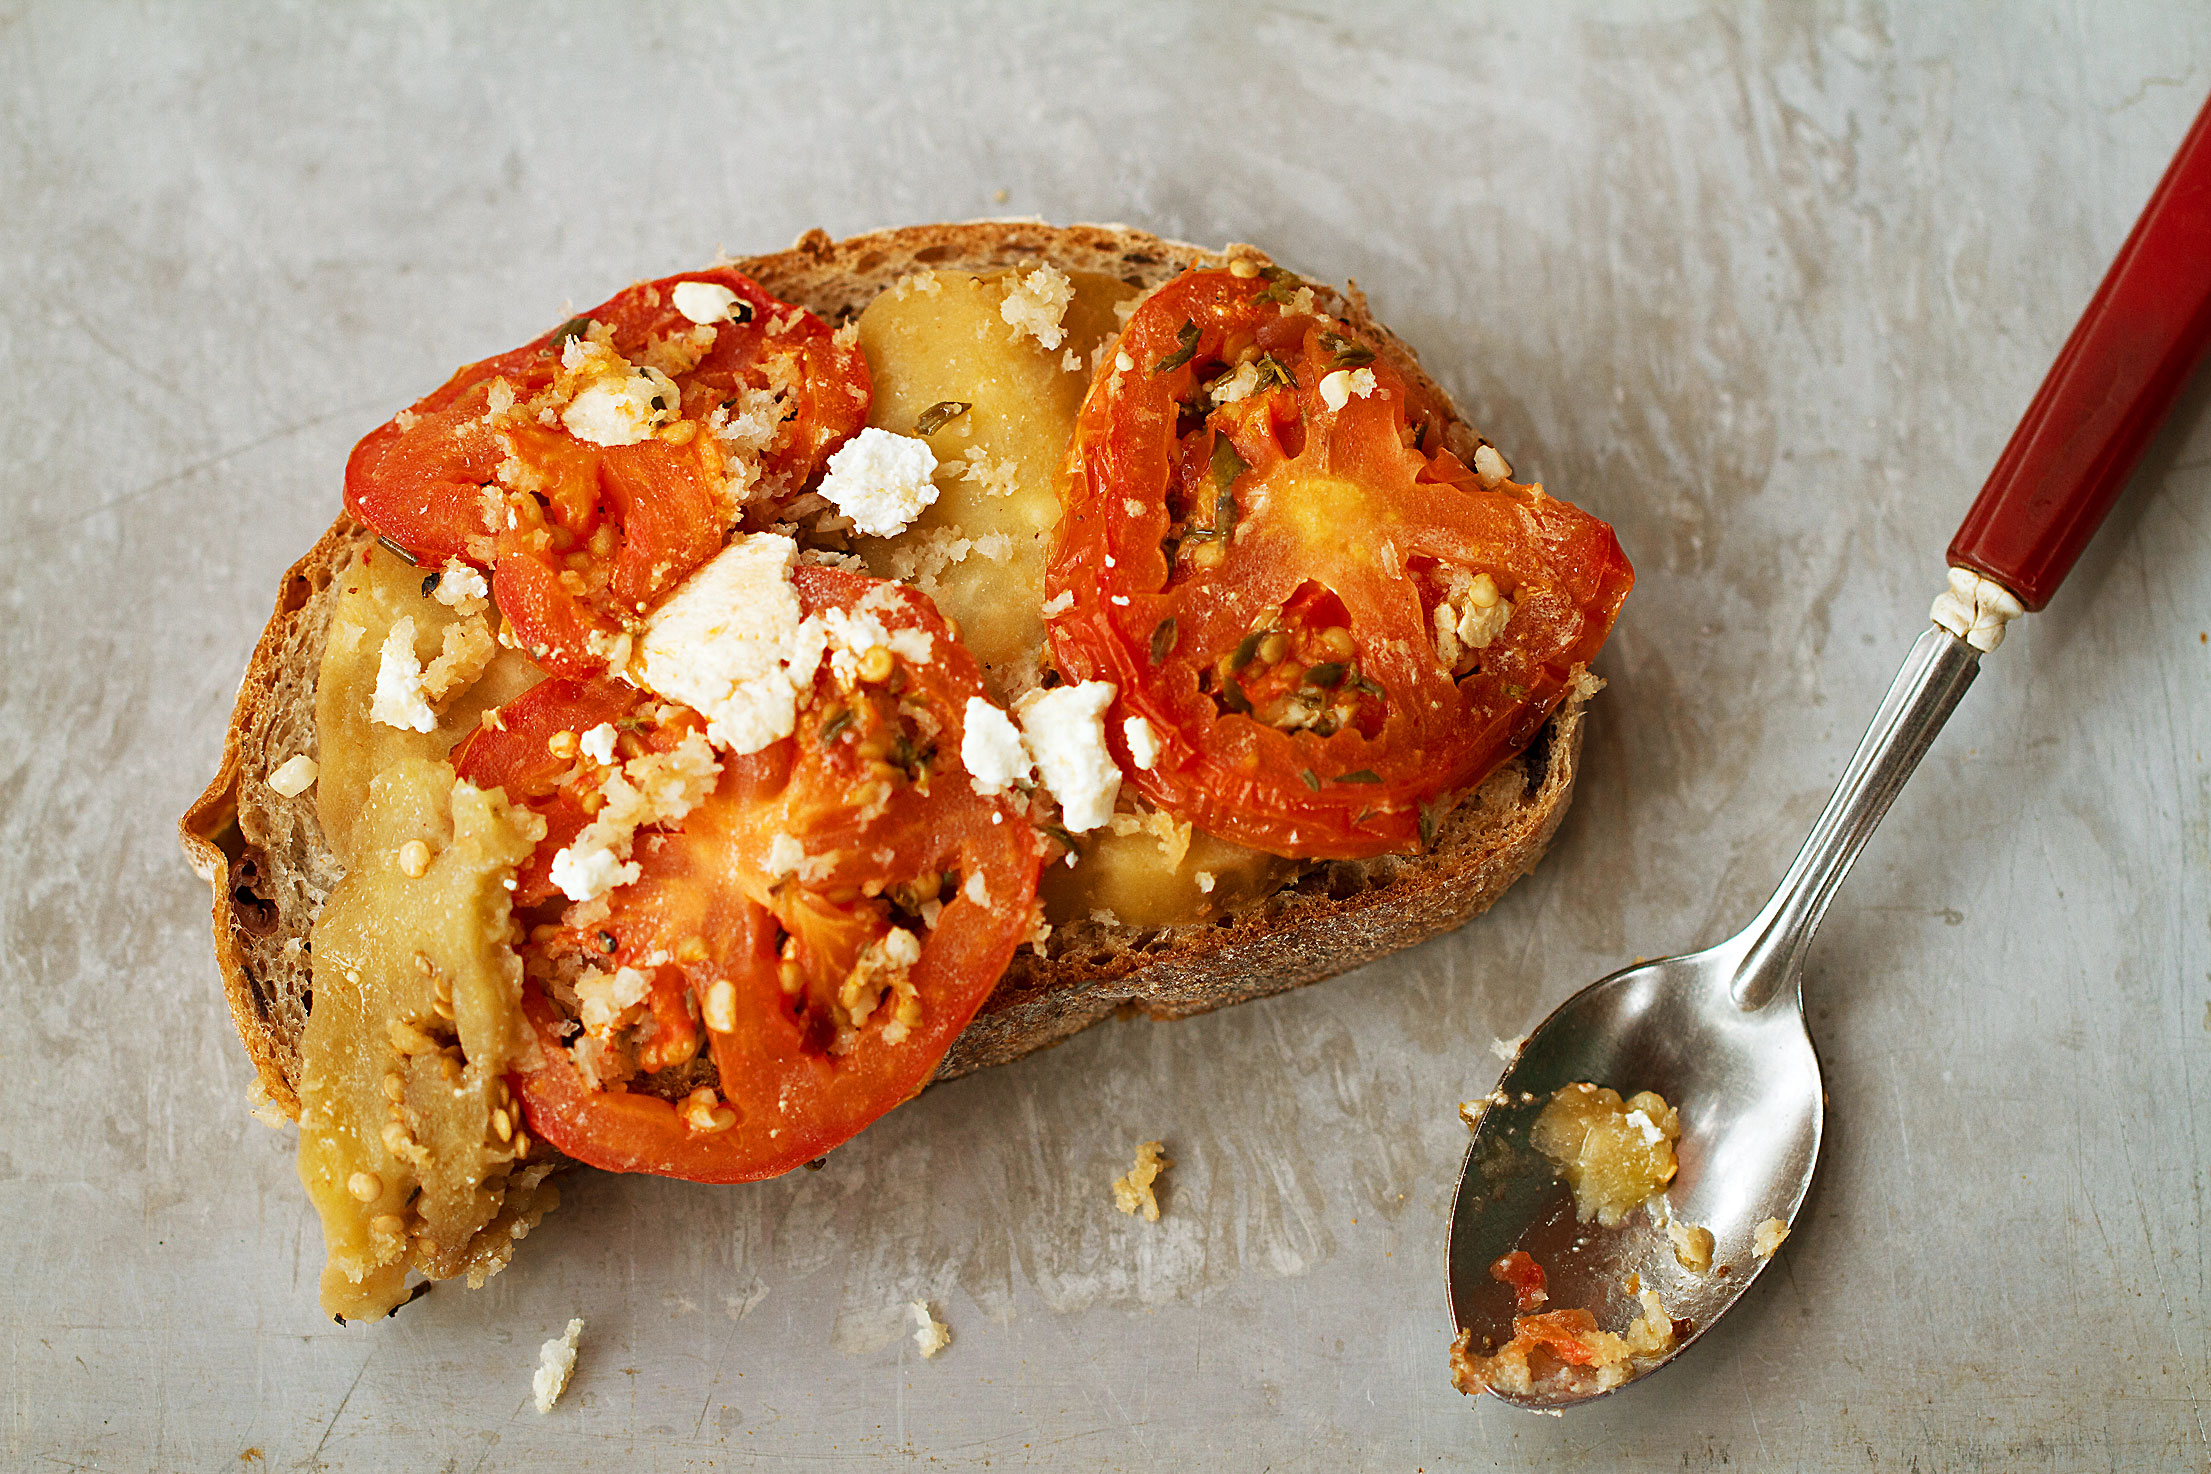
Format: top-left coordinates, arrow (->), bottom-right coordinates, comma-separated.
1727,621 -> 1986,1011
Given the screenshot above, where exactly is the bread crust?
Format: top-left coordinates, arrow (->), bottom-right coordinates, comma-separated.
179,220 -> 1592,1116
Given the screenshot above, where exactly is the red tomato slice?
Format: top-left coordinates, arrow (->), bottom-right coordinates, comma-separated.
1047,267 -> 1633,859
342,269 -> 869,676
489,569 -> 1045,1183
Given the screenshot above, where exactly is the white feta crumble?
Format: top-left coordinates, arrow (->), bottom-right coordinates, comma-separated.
549,731 -> 722,902
632,534 -> 826,755
531,1317 -> 584,1413
817,426 -> 939,537
369,617 -> 437,733
1194,870 -> 1216,894
1040,589 -> 1074,618
431,559 -> 490,617
961,697 -> 1033,795
1318,366 -> 1379,412
578,723 -> 619,766
1014,681 -> 1121,833
671,279 -> 740,325
559,335 -> 682,447
910,1300 -> 951,1358
1122,716 -> 1161,771
764,832 -> 805,879
1489,1034 -> 1527,1061
999,263 -> 1076,351
1626,1109 -> 1665,1146
267,754 -> 319,798
1473,442 -> 1513,487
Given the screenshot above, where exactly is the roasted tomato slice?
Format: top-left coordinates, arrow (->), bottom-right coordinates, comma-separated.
1047,267 -> 1633,858
342,268 -> 869,676
451,674 -> 644,907
487,569 -> 1044,1183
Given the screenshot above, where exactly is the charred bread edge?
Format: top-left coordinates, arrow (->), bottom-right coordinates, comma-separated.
178,220 -> 1593,1119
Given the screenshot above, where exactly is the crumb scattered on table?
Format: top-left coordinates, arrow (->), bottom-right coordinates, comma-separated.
1753,1217 -> 1790,1259
1668,1219 -> 1715,1272
910,1299 -> 950,1358
1111,1139 -> 1172,1221
531,1317 -> 583,1413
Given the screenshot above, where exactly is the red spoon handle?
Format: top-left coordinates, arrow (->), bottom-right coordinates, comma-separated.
1948,92 -> 2211,611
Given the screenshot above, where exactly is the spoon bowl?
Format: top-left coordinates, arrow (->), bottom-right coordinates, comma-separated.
1446,943 -> 1822,1409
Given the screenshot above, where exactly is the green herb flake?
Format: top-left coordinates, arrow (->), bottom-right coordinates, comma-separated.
1252,354 -> 1298,392
1302,661 -> 1347,690
1256,278 -> 1304,308
1418,796 -> 1452,850
916,400 -> 971,436
1300,768 -> 1322,792
419,573 -> 439,598
375,535 -> 419,567
1150,617 -> 1179,666
1221,678 -> 1253,715
1153,319 -> 1200,374
1503,682 -> 1530,699
819,708 -> 855,746
1320,331 -> 1376,369
1215,485 -> 1238,540
1210,433 -> 1248,492
1335,769 -> 1383,785
597,930 -> 617,954
1350,674 -> 1385,697
548,316 -> 594,351
1230,632 -> 1263,671
1040,823 -> 1080,854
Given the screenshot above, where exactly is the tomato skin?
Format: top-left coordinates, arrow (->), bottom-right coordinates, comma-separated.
1048,268 -> 1633,859
496,570 -> 1045,1184
342,268 -> 870,675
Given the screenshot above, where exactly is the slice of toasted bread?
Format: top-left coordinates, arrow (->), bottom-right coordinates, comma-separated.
179,220 -> 1596,1119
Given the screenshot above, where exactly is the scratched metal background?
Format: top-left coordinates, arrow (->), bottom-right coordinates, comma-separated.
3,3 -> 2207,1469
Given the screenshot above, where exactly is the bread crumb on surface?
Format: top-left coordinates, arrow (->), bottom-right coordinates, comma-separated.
1753,1217 -> 1790,1259
531,1317 -> 584,1413
909,1299 -> 950,1358
1111,1140 -> 1172,1222
1457,1098 -> 1489,1131
1488,1034 -> 1526,1061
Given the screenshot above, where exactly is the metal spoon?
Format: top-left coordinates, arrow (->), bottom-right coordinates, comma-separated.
1447,92 -> 2211,1411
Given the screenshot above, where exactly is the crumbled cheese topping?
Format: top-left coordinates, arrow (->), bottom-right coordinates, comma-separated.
1014,681 -> 1121,832
1431,570 -> 1513,672
420,616 -> 496,704
558,335 -> 680,447
1194,870 -> 1216,894
369,617 -> 437,733
1040,589 -> 1074,618
817,427 -> 939,537
531,1317 -> 584,1413
575,965 -> 652,1035
268,753 -> 319,798
814,595 -> 934,684
1472,443 -> 1513,488
1318,366 -> 1379,412
632,534 -> 826,755
1111,1140 -> 1172,1222
999,263 -> 1076,351
764,832 -> 806,879
671,279 -> 740,325
1122,716 -> 1161,771
579,723 -> 619,766
910,1300 -> 951,1358
548,731 -> 721,902
432,559 -> 490,617
961,697 -> 1032,796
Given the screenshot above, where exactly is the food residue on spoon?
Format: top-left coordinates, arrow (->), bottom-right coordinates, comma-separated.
1451,1082 -> 1698,1401
1530,1081 -> 1680,1226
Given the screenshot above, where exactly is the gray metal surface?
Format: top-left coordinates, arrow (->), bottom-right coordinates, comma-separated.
3,4 -> 2206,1469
